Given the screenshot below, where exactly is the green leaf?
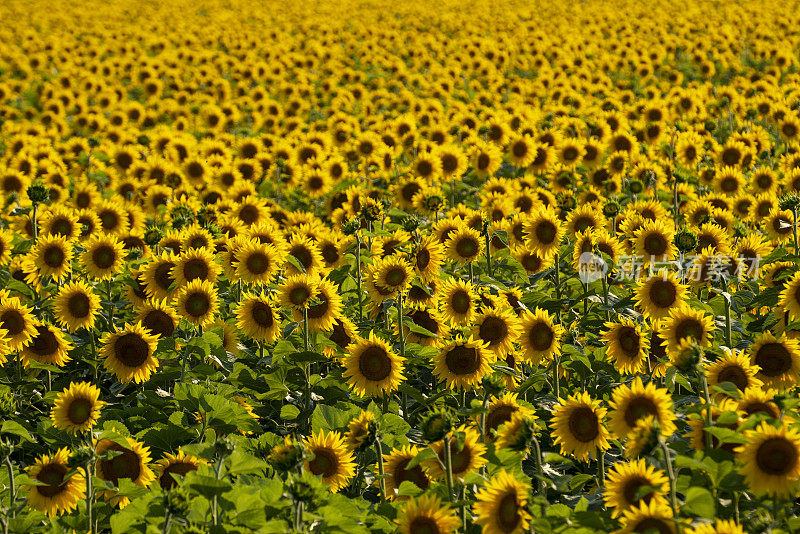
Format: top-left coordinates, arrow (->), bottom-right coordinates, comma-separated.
405,447 -> 437,470
397,480 -> 423,497
228,451 -> 267,476
682,487 -> 715,517
1,420 -> 35,444
280,405 -> 300,421
186,473 -> 233,498
568,473 -> 595,491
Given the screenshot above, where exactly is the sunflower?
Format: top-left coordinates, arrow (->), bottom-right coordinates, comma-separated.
303,430 -> 356,492
285,234 -> 324,275
134,299 -> 179,339
551,391 -> 611,461
21,323 -> 72,367
765,208 -> 795,243
52,280 -> 100,333
483,393 -> 534,442
24,448 -> 85,517
614,497 -> 675,534
172,247 -> 220,287
427,426 -> 487,479
324,317 -> 358,358
685,519 -> 746,534
0,297 -> 38,352
738,387 -> 781,419
433,336 -> 494,390
524,206 -> 564,257
234,240 -> 280,284
633,219 -> 676,265
0,228 -> 12,266
50,381 -> 104,434
396,494 -> 460,534
383,445 -> 431,499
343,332 -> 404,397
635,271 -> 687,320
373,256 -> 414,296
445,224 -> 484,266
518,308 -> 564,364
438,277 -> 478,326
661,305 -> 715,357
602,319 -> 650,375
779,271 -> 800,322
174,279 -> 219,327
95,437 -> 155,508
100,322 -> 159,383
28,234 -> 73,282
566,204 -> 605,236
506,134 -> 538,168
473,470 -> 531,534
154,450 -> 204,490
81,234 -> 125,280
472,307 -> 521,357
706,349 -> 763,395
748,332 -> 800,390
345,410 -> 376,451
609,377 -> 676,439
292,277 -> 342,332
686,398 -> 742,453
142,251 -> 179,300
236,294 -> 281,343
278,274 -> 319,311
737,422 -> 800,497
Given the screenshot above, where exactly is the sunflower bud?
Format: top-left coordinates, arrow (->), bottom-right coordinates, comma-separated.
341,218 -> 361,236
420,408 -> 455,443
627,178 -> 644,195
0,439 -> 12,460
624,415 -> 660,459
213,436 -> 235,459
69,446 -> 94,468
602,201 -> 620,219
27,181 -> 49,205
144,225 -> 165,247
669,338 -> 702,373
165,486 -> 192,516
268,436 -> 305,473
779,192 -> 800,212
401,216 -> 419,233
0,388 -> 16,417
674,227 -> 698,254
424,193 -> 444,212
286,472 -> 320,503
481,374 -> 505,398
557,193 -> 577,213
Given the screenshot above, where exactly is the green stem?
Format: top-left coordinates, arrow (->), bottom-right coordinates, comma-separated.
294,500 -> 304,532
303,308 -> 309,351
793,206 -> 798,255
553,253 -> 562,324
444,435 -> 455,502
597,451 -> 605,488
355,234 -> 363,321
31,204 -> 38,242
162,510 -> 171,534
530,436 -> 545,496
179,344 -> 190,383
551,357 -> 560,399
85,461 -> 94,534
105,279 -> 114,329
601,274 -> 611,321
723,286 -> 732,349
733,491 -> 740,524
4,456 -> 15,518
484,222 -> 493,278
699,370 -> 713,452
659,438 -> 681,533
375,437 -> 386,502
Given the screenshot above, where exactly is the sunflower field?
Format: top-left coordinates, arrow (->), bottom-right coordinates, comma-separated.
3,0 -> 800,532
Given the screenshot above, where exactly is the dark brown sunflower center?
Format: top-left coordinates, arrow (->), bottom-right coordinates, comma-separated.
534,221 -> 557,244
674,318 -> 703,344
288,286 -> 312,306
320,244 -> 339,265
568,406 -> 600,442
384,266 -> 407,288
479,316 -> 509,346
444,345 -> 480,375
454,237 -> 479,259
632,517 -> 672,534
308,447 -> 338,478
114,333 -> 150,367
617,327 -> 641,357
184,292 -> 211,317
394,458 -> 429,490
100,444 -> 141,484
329,321 -> 352,349
142,309 -> 175,337
36,463 -> 68,498
358,345 -> 392,382
623,475 -> 655,506
755,343 -> 792,377
528,322 -> 554,351
416,248 -> 431,270
408,516 -> 440,534
307,294 -> 330,319
0,310 -> 24,336
446,441 -> 472,474
92,245 -> 117,270
649,279 -> 677,308
624,396 -> 658,428
497,491 -> 521,532
154,263 -> 176,291
291,246 -> 313,269
43,245 -> 66,268
643,232 -> 668,256
67,397 -> 93,425
238,204 -> 259,225
450,289 -> 471,315
28,326 -> 59,357
512,141 -> 528,159
183,258 -> 209,281
66,293 -> 91,319
486,405 -> 516,436
717,365 -> 748,390
160,461 -> 198,490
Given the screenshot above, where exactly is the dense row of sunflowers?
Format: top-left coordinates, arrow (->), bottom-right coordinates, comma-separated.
1,0 -> 800,532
